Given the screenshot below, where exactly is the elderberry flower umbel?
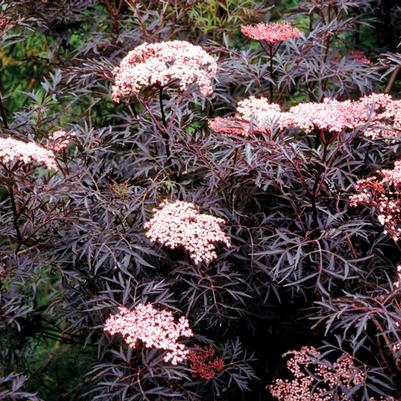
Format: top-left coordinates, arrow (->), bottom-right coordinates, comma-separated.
209,94 -> 401,138
112,40 -> 217,102
236,96 -> 284,127
349,161 -> 401,240
144,200 -> 231,264
104,303 -> 193,365
48,130 -> 75,152
0,137 -> 58,169
188,345 -> 224,380
241,21 -> 302,46
268,346 -> 395,401
208,96 -> 291,136
348,50 -> 371,65
287,93 -> 401,136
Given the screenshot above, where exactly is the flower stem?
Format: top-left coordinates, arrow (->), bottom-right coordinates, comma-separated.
269,44 -> 274,103
158,86 -> 171,161
8,183 -> 23,252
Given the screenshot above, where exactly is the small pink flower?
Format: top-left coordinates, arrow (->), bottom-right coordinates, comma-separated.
208,116 -> 254,136
144,200 -> 231,264
268,347 -> 367,401
349,50 -> 371,65
209,97 -> 291,136
104,303 -> 193,365
0,137 -> 58,170
350,161 -> 401,240
112,41 -> 217,102
49,130 -> 75,152
241,21 -> 302,45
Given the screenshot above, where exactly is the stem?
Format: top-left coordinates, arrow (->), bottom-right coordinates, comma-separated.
269,44 -> 274,104
0,76 -> 8,129
102,0 -> 122,35
158,86 -> 171,161
385,65 -> 401,94
320,34 -> 332,95
0,90 -> 8,129
159,86 -> 167,129
311,139 -> 328,230
8,183 -> 23,251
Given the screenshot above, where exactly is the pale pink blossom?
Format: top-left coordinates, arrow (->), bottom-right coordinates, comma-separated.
208,116 -> 253,136
208,97 -> 291,136
144,200 -> 230,264
287,97 -> 367,133
287,93 -> 401,137
349,162 -> 401,240
269,346 -> 370,401
112,41 -> 217,102
104,303 -> 193,365
49,130 -> 75,152
349,50 -> 371,65
210,94 -> 401,138
359,94 -> 401,140
0,136 -> 58,169
241,21 -> 302,45
236,96 -> 285,127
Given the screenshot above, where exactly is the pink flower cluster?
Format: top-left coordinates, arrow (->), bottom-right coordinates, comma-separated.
0,137 -> 58,169
208,117 -> 252,136
208,96 -> 290,136
287,97 -> 366,133
188,345 -> 224,380
103,303 -> 193,365
209,94 -> 401,138
269,346 -> 368,401
241,21 -> 302,46
112,41 -> 217,102
286,94 -> 401,135
144,200 -> 231,264
349,161 -> 401,240
236,96 -> 286,128
348,50 -> 371,65
48,130 -> 75,152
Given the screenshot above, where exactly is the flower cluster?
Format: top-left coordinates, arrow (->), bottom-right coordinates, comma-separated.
208,116 -> 253,136
236,96 -> 289,129
208,96 -> 290,136
360,94 -> 401,140
103,303 -> 193,365
144,200 -> 231,264
48,130 -> 75,152
112,40 -> 217,102
349,161 -> 401,240
241,21 -> 302,46
287,93 -> 401,137
268,346 -> 367,401
0,15 -> 14,35
209,94 -> 401,138
348,50 -> 371,65
0,137 -> 58,170
188,345 -> 224,380
287,97 -> 366,133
